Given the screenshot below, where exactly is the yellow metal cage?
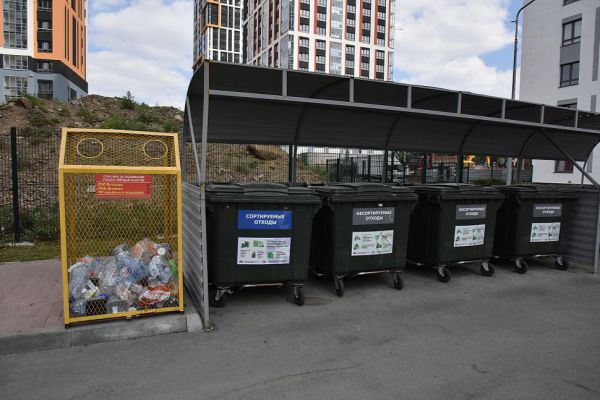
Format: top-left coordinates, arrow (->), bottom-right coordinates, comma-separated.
58,128 -> 184,325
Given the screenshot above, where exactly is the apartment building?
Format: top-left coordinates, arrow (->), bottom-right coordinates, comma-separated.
243,0 -> 395,80
520,0 -> 600,183
193,0 -> 243,70
0,0 -> 87,103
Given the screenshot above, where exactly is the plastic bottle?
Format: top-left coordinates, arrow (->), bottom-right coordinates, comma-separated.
68,262 -> 91,299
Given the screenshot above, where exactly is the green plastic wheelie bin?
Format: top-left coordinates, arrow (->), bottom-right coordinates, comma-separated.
407,184 -> 504,283
205,183 -> 322,306
493,185 -> 577,273
310,183 -> 417,296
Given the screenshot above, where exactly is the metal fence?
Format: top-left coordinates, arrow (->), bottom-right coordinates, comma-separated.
0,128 -> 60,243
0,129 -> 533,243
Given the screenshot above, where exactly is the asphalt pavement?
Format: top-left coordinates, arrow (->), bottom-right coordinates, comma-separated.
1,259 -> 600,400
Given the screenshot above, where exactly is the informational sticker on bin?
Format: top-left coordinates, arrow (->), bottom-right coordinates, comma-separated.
95,174 -> 152,200
455,205 -> 487,220
238,210 -> 292,230
531,222 -> 561,242
352,208 -> 395,225
454,224 -> 485,247
351,230 -> 394,256
533,204 -> 562,218
237,237 -> 291,264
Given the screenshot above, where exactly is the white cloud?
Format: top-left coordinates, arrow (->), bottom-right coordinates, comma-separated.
88,0 -> 192,107
394,0 -> 514,97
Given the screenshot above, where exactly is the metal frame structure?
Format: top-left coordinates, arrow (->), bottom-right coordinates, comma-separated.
183,61 -> 600,326
59,128 -> 184,325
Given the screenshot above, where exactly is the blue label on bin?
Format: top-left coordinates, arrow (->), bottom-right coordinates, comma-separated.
238,210 -> 292,230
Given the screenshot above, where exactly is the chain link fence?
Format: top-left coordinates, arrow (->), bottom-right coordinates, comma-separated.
1,129 -> 533,244
0,128 -> 60,243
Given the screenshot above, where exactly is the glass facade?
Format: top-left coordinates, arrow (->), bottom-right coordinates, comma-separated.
2,0 -> 28,49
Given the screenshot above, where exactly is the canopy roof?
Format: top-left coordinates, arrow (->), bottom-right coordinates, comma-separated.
185,61 -> 600,161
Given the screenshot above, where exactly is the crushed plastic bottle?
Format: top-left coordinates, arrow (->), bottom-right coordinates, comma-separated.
106,298 -> 129,314
70,299 -> 87,317
130,238 -> 157,263
116,253 -> 148,284
68,262 -> 91,299
112,244 -> 130,257
98,257 -> 118,296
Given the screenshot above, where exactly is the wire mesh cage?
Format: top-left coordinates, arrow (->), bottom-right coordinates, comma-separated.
58,128 -> 183,324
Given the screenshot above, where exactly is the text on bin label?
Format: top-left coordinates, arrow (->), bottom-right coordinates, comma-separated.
238,210 -> 292,230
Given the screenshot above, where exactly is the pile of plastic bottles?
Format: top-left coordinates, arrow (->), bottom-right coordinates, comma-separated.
68,239 -> 179,317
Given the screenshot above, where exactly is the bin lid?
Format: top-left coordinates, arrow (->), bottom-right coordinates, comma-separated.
311,183 -> 417,201
206,182 -> 321,203
410,184 -> 504,200
493,184 -> 578,199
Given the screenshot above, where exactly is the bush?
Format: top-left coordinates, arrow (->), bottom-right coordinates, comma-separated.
119,91 -> 136,110
162,120 -> 181,133
99,115 -> 150,131
77,107 -> 99,124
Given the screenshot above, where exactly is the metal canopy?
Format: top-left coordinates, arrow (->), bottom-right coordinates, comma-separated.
185,61 -> 600,161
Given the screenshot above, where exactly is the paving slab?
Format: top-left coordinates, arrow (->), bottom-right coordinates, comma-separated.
0,260 -> 202,355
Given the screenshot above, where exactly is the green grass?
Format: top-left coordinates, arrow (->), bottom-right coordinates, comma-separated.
0,240 -> 60,263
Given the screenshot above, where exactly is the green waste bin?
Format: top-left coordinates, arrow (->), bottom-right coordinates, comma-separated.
310,183 -> 417,296
407,184 -> 504,282
493,185 -> 577,273
206,183 -> 322,306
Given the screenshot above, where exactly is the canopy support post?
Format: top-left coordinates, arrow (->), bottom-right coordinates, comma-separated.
539,129 -> 600,276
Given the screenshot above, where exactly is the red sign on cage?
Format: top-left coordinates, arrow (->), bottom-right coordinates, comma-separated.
95,174 -> 152,200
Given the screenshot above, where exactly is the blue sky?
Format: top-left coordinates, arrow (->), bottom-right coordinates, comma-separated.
87,0 -> 525,107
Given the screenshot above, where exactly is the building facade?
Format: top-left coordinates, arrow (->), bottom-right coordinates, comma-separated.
244,0 -> 395,80
520,0 -> 600,184
193,0 -> 243,69
0,0 -> 87,104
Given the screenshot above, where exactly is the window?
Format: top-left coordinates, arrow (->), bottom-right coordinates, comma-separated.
562,19 -> 582,46
37,80 -> 53,100
300,24 -> 309,32
363,9 -> 370,17
317,26 -> 327,35
39,20 -> 52,31
559,101 -> 577,110
347,18 -> 355,27
299,37 -> 309,47
346,45 -> 355,54
560,62 -> 579,87
317,13 -> 327,21
300,9 -> 310,17
316,40 -> 326,50
38,41 -> 52,52
346,60 -> 354,68
3,55 -> 28,70
362,35 -> 370,43
346,32 -> 355,40
378,11 -> 386,19
3,0 -> 28,49
38,0 -> 52,10
376,50 -> 384,59
362,22 -> 371,30
555,160 -> 574,173
4,76 -> 28,100
563,0 -> 580,5
298,52 -> 309,61
361,62 -> 369,70
361,48 -> 370,57
316,55 -> 326,64
37,61 -> 53,73
347,5 -> 355,13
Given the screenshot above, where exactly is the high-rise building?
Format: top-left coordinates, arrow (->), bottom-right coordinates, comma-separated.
243,0 -> 395,80
0,0 -> 87,103
193,0 -> 243,70
520,0 -> 599,183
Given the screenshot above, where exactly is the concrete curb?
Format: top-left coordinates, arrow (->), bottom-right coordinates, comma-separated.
0,297 -> 204,356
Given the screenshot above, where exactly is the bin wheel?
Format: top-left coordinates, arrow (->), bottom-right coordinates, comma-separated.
436,267 -> 451,283
209,289 -> 229,308
393,273 -> 404,290
334,278 -> 345,297
515,260 -> 528,274
292,286 -> 305,306
480,261 -> 495,277
555,257 -> 569,271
